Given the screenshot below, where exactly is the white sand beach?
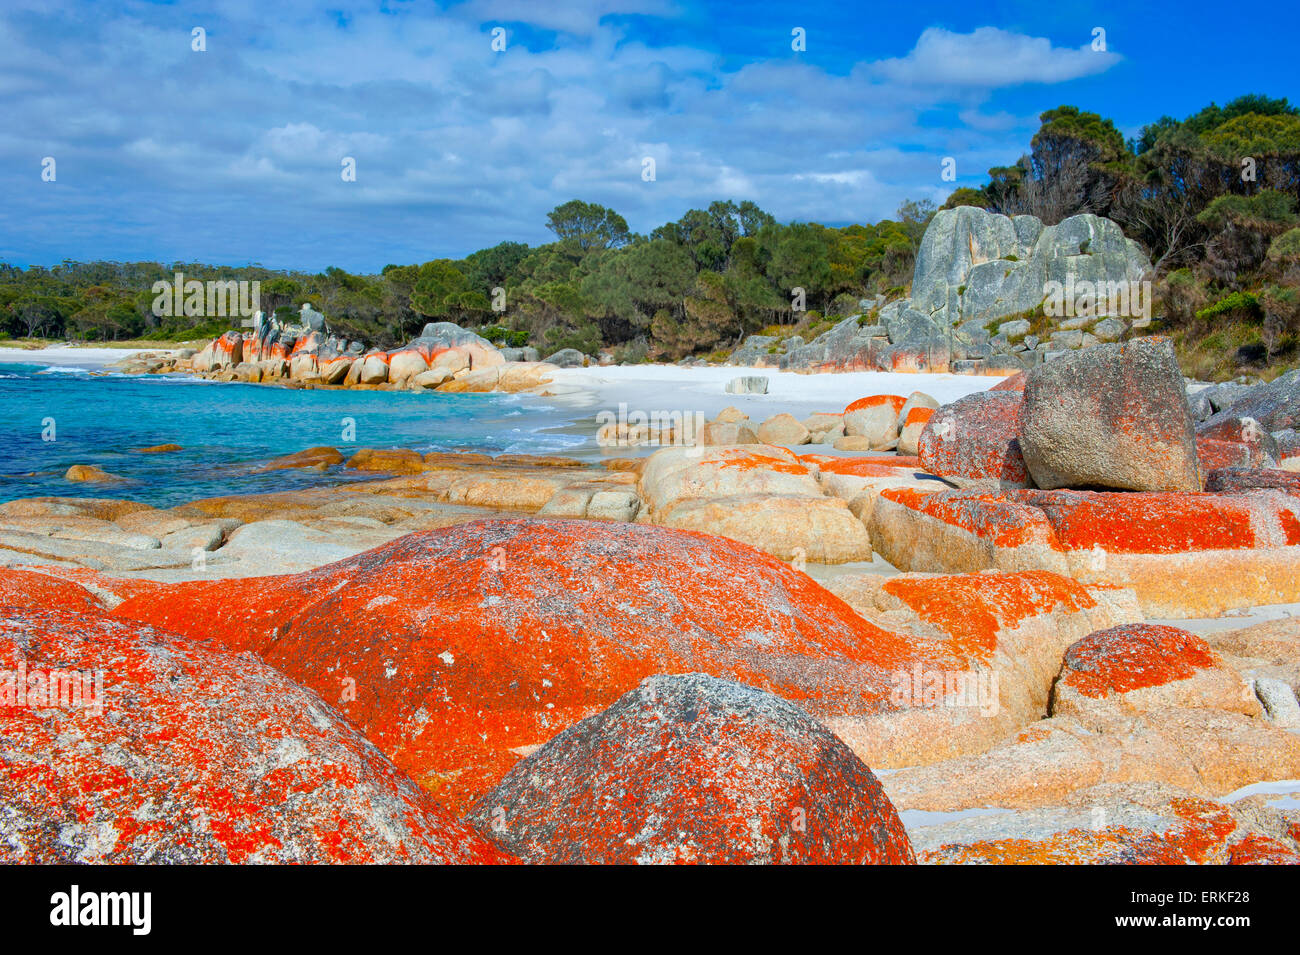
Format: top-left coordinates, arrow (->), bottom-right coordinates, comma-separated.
0,345 -> 164,368
545,363 -> 1005,421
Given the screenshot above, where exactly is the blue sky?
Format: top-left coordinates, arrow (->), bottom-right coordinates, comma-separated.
1,0 -> 1296,272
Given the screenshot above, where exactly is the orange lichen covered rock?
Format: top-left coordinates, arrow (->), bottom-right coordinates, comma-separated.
881,486 -> 1298,555
1228,832 -> 1300,864
115,519 -> 925,811
917,390 -> 1031,490
0,607 -> 510,863
0,568 -> 103,615
1053,623 -> 1256,720
869,485 -> 1300,616
902,406 -> 934,428
878,487 -> 1059,551
1204,467 -> 1300,494
990,371 -> 1026,392
880,570 -> 1100,663
898,407 -> 935,456
803,456 -> 922,479
8,566 -> 164,608
1197,436 -> 1273,473
467,674 -> 914,864
843,394 -> 907,447
919,796 -> 1243,865
1059,624 -> 1219,697
1025,489 -> 1276,553
844,394 -> 907,415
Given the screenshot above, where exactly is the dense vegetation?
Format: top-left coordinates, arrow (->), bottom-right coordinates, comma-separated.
946,94 -> 1300,379
2,93 -> 1297,377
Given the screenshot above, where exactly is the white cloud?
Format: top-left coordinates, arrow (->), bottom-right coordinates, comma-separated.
873,27 -> 1119,87
0,4 -> 1123,270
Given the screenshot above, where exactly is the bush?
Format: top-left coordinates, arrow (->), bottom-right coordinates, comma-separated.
1195,291 -> 1262,323
1267,228 -> 1300,264
612,337 -> 649,364
479,325 -> 530,348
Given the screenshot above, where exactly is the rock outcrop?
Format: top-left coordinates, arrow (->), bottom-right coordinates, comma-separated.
917,391 -> 1030,490
0,606 -> 510,863
1018,338 -> 1201,492
911,207 -> 1150,333
732,207 -> 1151,375
112,519 -> 920,811
468,674 -> 915,865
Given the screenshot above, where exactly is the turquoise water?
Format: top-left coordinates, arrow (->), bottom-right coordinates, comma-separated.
0,363 -> 589,507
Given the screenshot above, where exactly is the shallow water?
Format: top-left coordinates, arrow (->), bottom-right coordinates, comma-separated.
0,363 -> 589,507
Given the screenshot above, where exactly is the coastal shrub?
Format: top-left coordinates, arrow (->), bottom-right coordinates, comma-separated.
479,325 -> 530,348
828,292 -> 860,317
1196,291 -> 1262,323
1268,227 -> 1300,264
612,337 -> 650,364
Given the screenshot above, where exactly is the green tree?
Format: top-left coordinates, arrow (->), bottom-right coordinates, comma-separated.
410,259 -> 469,318
941,187 -> 990,210
545,200 -> 631,253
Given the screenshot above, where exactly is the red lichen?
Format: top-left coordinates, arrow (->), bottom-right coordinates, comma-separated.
990,372 -> 1026,393
0,568 -> 104,615
1197,436 -> 1268,473
116,519 -> 939,812
1059,623 -> 1219,698
1027,490 -> 1263,553
1228,833 -> 1300,865
0,607 -> 511,863
881,488 -> 1058,549
917,391 -> 1029,486
844,394 -> 907,415
883,570 -> 1097,661
10,565 -> 164,606
712,447 -> 812,476
923,797 -> 1239,864
884,486 -> 1298,555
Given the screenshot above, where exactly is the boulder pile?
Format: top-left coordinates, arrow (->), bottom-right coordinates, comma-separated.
729,207 -> 1151,375
117,313 -> 562,397
891,337 -> 1300,616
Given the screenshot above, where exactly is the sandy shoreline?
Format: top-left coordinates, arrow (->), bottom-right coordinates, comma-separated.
543,363 -> 1002,421
1,346 -> 1003,427
0,345 -> 165,368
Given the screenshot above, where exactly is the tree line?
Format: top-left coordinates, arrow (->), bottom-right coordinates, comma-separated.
0,197 -> 931,361
3,92 -> 1297,372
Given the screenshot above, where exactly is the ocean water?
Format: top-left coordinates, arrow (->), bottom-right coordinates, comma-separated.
0,363 -> 590,507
